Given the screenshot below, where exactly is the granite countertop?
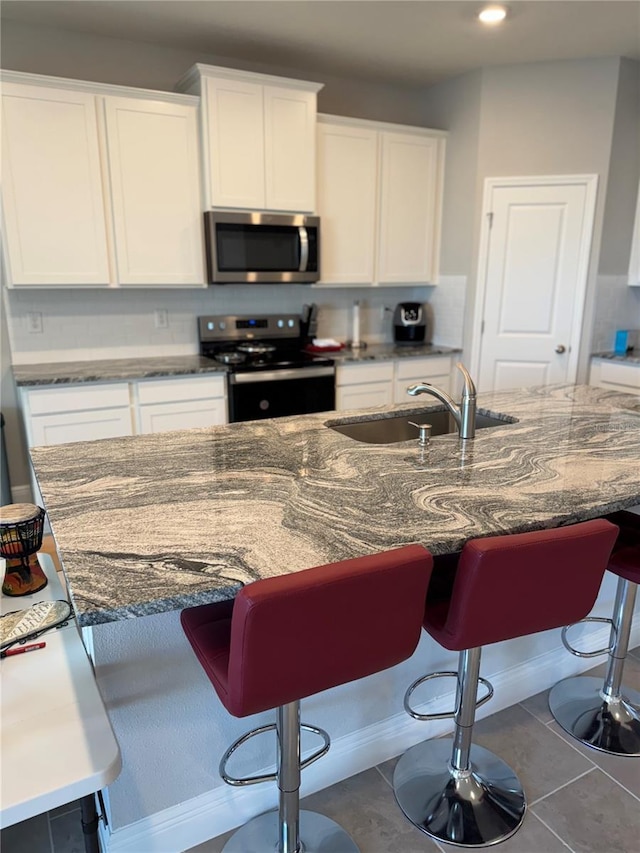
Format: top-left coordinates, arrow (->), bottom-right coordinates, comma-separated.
12,355 -> 228,386
331,343 -> 460,363
12,344 -> 459,386
591,351 -> 640,365
29,384 -> 640,628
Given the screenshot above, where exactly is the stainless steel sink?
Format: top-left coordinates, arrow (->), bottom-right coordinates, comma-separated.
328,409 -> 514,444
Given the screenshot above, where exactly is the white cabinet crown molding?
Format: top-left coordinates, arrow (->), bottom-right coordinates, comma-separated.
177,63 -> 324,95
317,113 -> 448,140
1,69 -> 199,106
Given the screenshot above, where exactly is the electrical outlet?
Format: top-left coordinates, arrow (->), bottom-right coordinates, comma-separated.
154,309 -> 169,329
27,311 -> 43,334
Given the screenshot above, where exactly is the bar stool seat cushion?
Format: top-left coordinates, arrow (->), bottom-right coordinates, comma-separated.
423,520 -> 619,651
181,599 -> 234,709
181,545 -> 433,718
608,545 -> 640,584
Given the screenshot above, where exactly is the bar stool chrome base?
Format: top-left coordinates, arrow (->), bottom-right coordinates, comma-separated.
549,676 -> 640,756
393,739 -> 526,847
221,809 -> 359,853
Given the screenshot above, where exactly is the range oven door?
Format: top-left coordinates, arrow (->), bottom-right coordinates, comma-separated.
229,367 -> 335,422
204,211 -> 319,284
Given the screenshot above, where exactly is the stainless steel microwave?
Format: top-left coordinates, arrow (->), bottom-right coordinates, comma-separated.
204,211 -> 320,284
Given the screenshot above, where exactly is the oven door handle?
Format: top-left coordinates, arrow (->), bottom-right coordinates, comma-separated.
230,366 -> 335,385
298,226 -> 309,272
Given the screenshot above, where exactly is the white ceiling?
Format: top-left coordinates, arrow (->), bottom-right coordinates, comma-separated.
2,1 -> 639,88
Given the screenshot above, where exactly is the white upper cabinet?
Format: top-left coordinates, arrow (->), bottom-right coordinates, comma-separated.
316,115 -> 446,287
204,77 -> 265,210
178,64 -> 322,213
104,96 -> 204,285
263,85 -> 317,211
377,132 -> 443,284
1,71 -> 205,288
1,82 -> 111,286
316,122 -> 378,285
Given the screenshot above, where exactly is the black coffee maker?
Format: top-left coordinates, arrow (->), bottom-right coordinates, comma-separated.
393,302 -> 430,344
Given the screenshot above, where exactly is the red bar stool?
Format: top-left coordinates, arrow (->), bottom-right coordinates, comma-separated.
181,544 -> 433,853
393,519 -> 618,848
549,510 -> 640,755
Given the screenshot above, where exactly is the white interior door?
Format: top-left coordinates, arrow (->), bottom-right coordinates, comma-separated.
474,176 -> 597,392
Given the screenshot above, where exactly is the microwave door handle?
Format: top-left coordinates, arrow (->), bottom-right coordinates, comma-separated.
298,226 -> 309,272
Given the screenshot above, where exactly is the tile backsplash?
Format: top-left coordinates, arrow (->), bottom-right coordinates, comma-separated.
4,283 -> 466,364
591,275 -> 640,353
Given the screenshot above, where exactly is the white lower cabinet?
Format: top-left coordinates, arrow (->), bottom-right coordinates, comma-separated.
336,362 -> 394,411
589,359 -> 640,392
136,375 -> 227,434
21,375 -> 228,452
394,356 -> 452,402
336,356 -> 453,412
23,383 -> 134,446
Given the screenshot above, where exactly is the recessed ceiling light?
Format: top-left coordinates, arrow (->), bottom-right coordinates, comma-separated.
478,6 -> 508,24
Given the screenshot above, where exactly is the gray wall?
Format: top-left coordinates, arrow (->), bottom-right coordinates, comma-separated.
419,71 -> 483,277
477,58 -> 621,379
422,57 -> 625,379
599,57 -> 640,276
0,20 -> 438,127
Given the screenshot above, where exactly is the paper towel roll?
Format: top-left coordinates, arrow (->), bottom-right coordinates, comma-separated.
352,301 -> 361,347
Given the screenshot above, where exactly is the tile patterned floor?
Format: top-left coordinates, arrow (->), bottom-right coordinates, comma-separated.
3,647 -> 639,853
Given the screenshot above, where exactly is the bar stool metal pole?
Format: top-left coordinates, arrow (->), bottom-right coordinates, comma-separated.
603,579 -> 636,701
549,572 -> 640,756
394,644 -> 525,848
451,647 -> 480,772
277,702 -> 301,853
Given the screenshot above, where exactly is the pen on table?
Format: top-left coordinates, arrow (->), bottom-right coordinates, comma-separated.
1,642 -> 46,658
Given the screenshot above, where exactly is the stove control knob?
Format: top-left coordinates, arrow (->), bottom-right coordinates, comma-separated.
288,319 -> 295,328
277,319 -> 284,328
219,321 -> 226,330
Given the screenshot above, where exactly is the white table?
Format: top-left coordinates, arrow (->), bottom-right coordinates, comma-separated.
1,553 -> 121,847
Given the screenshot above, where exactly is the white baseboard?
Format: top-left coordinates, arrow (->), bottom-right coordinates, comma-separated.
101,620 -> 640,853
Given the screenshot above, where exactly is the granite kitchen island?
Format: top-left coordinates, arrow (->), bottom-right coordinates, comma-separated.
30,383 -> 640,627
27,383 -> 640,853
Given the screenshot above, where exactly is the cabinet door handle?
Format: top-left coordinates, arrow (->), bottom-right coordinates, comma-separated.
555,344 -> 566,354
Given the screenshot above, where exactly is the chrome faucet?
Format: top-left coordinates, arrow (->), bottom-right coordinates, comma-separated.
407,363 -> 477,440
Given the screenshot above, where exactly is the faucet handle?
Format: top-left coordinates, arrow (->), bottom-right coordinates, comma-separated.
408,422 -> 432,446
456,363 -> 477,398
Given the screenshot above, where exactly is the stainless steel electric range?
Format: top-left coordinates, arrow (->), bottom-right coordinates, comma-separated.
198,314 -> 335,423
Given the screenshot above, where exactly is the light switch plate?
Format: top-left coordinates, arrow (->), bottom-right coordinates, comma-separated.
27,312 -> 43,334
154,309 -> 169,329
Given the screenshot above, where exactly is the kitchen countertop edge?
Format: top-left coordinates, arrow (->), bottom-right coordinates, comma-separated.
12,345 -> 461,386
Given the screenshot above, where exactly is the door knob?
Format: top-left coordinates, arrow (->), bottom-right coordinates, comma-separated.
555,344 -> 566,354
